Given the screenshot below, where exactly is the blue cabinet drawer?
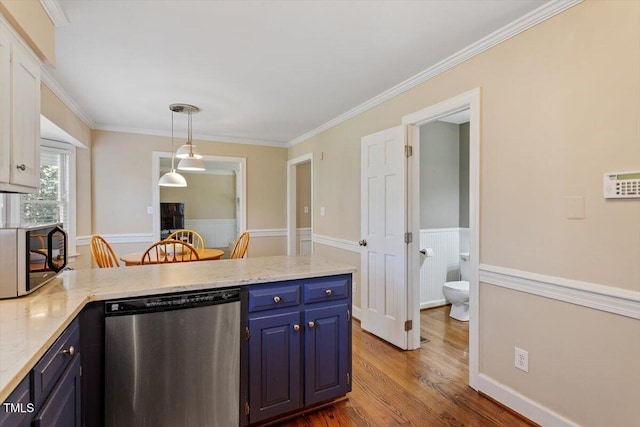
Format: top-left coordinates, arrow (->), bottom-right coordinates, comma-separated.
248,285 -> 300,312
32,319 -> 79,408
303,276 -> 350,304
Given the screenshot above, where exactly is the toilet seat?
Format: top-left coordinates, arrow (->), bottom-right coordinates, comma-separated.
443,280 -> 469,291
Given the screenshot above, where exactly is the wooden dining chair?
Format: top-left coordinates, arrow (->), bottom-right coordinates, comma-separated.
90,235 -> 120,268
140,240 -> 200,265
230,232 -> 250,259
165,229 -> 205,250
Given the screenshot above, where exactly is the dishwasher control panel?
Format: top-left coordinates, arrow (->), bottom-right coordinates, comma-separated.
105,288 -> 240,315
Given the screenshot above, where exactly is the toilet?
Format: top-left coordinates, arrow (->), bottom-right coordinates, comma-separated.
442,253 -> 470,321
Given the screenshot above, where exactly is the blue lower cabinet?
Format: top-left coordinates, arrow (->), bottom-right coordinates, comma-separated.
304,303 -> 351,406
0,319 -> 81,427
244,274 -> 352,425
0,376 -> 32,427
32,355 -> 81,427
248,311 -> 302,424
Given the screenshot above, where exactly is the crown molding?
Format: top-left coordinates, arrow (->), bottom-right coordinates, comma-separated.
93,124 -> 289,148
39,0 -> 69,26
288,0 -> 583,147
41,68 -> 96,128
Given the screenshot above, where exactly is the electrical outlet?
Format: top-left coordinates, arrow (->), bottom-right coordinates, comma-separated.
352,281 -> 357,293
515,347 -> 529,372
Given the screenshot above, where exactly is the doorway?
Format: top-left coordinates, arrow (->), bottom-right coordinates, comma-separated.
151,152 -> 247,249
287,153 -> 313,255
404,88 -> 480,389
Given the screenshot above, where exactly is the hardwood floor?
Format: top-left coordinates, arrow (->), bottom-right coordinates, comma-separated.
278,306 -> 537,427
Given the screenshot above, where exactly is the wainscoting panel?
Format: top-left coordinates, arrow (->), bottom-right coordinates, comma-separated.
420,228 -> 462,308
184,219 -> 237,248
297,228 -> 312,255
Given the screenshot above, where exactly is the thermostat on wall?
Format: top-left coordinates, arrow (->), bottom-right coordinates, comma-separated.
603,170 -> 640,199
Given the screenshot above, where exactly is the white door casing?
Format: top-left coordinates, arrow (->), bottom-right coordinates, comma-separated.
287,153 -> 313,255
403,87 -> 481,387
360,125 -> 408,350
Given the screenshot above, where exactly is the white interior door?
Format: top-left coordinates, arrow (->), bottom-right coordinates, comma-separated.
360,125 -> 408,350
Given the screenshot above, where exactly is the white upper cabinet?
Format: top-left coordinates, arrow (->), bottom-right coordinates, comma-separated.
0,18 -> 41,193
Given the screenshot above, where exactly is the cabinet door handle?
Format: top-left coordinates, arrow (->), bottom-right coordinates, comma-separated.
325,289 -> 332,296
293,324 -> 300,331
16,164 -> 26,171
308,321 -> 315,328
60,346 -> 75,357
273,296 -> 281,303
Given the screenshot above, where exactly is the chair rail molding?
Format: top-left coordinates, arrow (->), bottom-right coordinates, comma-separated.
77,233 -> 154,246
479,264 -> 640,319
246,228 -> 287,238
312,234 -> 360,253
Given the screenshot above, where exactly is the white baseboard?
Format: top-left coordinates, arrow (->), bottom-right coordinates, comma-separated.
352,305 -> 361,321
478,374 -> 579,427
420,299 -> 447,310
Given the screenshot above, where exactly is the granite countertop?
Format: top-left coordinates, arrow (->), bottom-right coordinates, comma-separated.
0,255 -> 355,402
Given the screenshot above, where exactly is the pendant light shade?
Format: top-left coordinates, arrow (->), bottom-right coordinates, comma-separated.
177,156 -> 205,171
175,143 -> 203,159
158,170 -> 187,187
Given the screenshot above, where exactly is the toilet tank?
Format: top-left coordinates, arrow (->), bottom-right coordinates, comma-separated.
459,252 -> 470,281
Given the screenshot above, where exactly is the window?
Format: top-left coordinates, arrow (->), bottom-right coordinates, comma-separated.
1,140 -> 77,257
20,145 -> 70,225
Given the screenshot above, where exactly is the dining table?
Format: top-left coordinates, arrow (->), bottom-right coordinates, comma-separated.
120,248 -> 225,266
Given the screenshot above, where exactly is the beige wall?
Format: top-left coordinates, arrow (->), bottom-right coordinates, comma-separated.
92,130 -> 288,257
290,2 -> 640,426
296,161 -> 311,228
161,173 -> 236,220
0,0 -> 55,65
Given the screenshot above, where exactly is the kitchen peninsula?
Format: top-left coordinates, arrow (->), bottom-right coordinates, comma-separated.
0,255 -> 355,426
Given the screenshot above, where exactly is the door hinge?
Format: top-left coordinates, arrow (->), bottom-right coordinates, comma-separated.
404,320 -> 413,331
245,327 -> 250,340
405,145 -> 413,157
404,232 -> 413,244
347,372 -> 350,385
347,309 -> 351,322
244,401 -> 250,415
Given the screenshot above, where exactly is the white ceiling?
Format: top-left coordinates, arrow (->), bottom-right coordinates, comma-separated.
47,0 -> 547,146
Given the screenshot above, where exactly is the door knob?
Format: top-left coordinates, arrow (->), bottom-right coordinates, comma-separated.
358,239 -> 367,247
16,164 -> 26,171
308,321 -> 315,328
293,324 -> 300,331
419,249 -> 426,255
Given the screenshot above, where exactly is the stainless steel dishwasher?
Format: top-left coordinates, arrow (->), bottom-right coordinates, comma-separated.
104,288 -> 240,427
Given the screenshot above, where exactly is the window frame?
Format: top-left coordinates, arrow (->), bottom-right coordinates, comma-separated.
2,139 -> 77,259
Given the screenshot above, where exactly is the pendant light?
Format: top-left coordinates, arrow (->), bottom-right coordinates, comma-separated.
176,104 -> 205,171
158,106 -> 187,187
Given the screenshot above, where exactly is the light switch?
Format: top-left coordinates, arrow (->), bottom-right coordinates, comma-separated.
565,196 -> 585,220
146,206 -> 154,215
320,207 -> 326,216
304,206 -> 309,214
